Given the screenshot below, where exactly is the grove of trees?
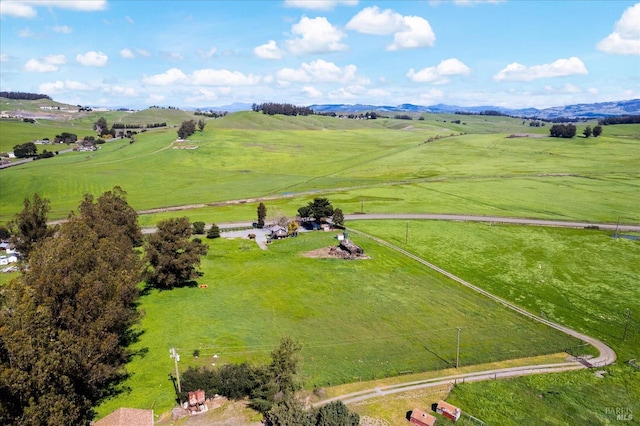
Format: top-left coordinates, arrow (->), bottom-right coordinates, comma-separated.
297,198 -> 334,222
257,202 -> 267,228
549,124 -> 577,138
0,189 -> 143,425
252,103 -> 314,116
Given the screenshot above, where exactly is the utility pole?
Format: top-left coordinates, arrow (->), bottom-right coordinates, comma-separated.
456,327 -> 462,369
405,221 -> 409,244
170,347 -> 181,392
623,308 -> 632,341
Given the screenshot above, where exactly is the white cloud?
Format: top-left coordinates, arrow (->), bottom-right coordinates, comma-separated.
198,47 -> 217,59
18,27 -> 35,38
125,16 -> 135,25
328,87 -> 359,100
103,85 -> 138,97
142,68 -> 188,86
191,69 -> 261,86
53,25 -> 72,34
162,51 -> 184,61
596,3 -> 640,56
44,54 -> 66,65
146,94 -> 165,104
0,53 -> 9,62
286,16 -> 348,55
38,79 -> 91,94
407,58 -> 471,84
284,0 -> 358,11
39,80 -> 64,93
346,6 -> 404,35
76,51 -> 108,67
544,83 -> 582,94
1,1 -> 107,18
24,54 -> 66,72
388,15 -> 436,50
65,80 -> 91,91
493,57 -> 588,81
276,59 -> 367,85
120,48 -> 135,59
347,7 -> 435,51
137,49 -> 151,57
367,88 -> 390,98
254,40 -> 283,60
301,86 -> 323,98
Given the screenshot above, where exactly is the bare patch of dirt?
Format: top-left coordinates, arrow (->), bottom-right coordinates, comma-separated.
302,246 -> 370,260
507,133 -> 545,138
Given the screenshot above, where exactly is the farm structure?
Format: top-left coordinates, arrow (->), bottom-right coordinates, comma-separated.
436,400 -> 461,422
410,407 -> 437,426
187,389 -> 207,413
268,225 -> 288,240
339,239 -> 364,256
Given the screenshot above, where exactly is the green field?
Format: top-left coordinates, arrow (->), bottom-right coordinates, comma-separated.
96,231 -> 581,416
2,110 -> 638,225
1,104 -> 639,424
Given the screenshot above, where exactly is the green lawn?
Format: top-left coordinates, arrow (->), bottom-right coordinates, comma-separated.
97,231 -> 580,417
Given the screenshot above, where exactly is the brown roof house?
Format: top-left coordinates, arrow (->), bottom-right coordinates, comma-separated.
410,408 -> 437,426
93,408 -> 153,426
436,400 -> 461,422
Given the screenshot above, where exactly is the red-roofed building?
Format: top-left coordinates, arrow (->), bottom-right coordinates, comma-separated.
436,400 -> 461,422
93,407 -> 153,426
410,408 -> 437,426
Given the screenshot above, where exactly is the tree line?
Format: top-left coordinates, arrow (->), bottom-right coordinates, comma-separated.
0,187 -> 215,424
179,337 -> 358,425
598,115 -> 640,125
252,103 -> 314,116
111,122 -> 166,129
0,91 -> 51,101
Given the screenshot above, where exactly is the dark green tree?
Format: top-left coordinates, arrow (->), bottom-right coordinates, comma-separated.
207,223 -> 220,239
331,208 -> 344,228
177,120 -> 197,139
316,401 -> 360,426
192,221 -> 206,235
257,202 -> 267,228
593,125 -> 603,137
12,142 -> 37,158
78,186 -> 142,247
251,337 -> 303,413
0,195 -> 142,425
298,198 -> 334,222
0,225 -> 10,240
197,119 -> 206,132
583,126 -> 592,138
144,217 -> 208,289
94,117 -> 109,136
9,193 -> 55,260
265,399 -> 313,426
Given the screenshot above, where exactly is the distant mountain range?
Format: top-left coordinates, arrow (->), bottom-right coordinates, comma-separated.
199,99 -> 640,119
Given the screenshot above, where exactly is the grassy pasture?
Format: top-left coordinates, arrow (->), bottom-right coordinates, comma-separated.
346,220 -> 640,425
349,220 -> 640,359
1,112 -> 638,225
97,231 -> 580,417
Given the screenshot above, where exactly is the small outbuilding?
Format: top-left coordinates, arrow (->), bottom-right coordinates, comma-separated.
436,400 -> 461,422
268,225 -> 288,240
410,408 -> 437,426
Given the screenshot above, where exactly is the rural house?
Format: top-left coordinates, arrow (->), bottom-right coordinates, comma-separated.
268,225 -> 288,240
436,400 -> 461,422
410,408 -> 437,426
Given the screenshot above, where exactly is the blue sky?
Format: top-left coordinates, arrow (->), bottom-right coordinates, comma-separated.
1,0 -> 638,109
